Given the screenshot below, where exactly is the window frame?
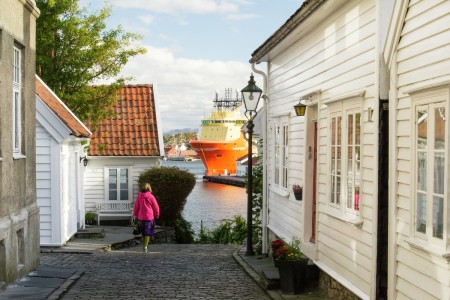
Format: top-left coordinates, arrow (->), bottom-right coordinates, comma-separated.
327,102 -> 362,217
412,92 -> 448,248
273,116 -> 289,192
12,45 -> 22,155
105,167 -> 132,202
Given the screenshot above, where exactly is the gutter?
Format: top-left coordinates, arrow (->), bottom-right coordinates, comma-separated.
250,0 -> 327,64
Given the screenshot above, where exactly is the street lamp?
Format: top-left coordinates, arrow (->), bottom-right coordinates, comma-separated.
241,73 -> 262,256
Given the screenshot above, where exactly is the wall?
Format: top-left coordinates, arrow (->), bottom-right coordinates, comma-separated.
389,0 -> 450,298
264,0 -> 383,298
84,157 -> 161,214
0,0 -> 40,288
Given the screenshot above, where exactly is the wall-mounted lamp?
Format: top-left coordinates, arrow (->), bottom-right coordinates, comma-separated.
294,100 -> 307,116
80,156 -> 88,167
368,107 -> 374,122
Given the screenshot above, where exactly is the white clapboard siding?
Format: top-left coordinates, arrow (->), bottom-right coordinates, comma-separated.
390,0 -> 450,297
36,124 -> 53,245
264,0 -> 380,297
84,157 -> 160,214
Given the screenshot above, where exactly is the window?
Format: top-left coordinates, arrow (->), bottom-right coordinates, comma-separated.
274,118 -> 289,189
13,46 -> 22,154
415,103 -> 445,242
108,168 -> 130,201
329,108 -> 361,215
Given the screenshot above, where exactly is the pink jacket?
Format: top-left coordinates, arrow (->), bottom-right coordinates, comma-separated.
133,191 -> 160,221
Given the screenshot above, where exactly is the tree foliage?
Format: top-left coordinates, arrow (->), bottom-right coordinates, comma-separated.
36,0 -> 147,127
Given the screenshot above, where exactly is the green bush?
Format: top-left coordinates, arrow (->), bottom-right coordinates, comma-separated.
138,166 -> 196,225
172,216 -> 195,244
195,215 -> 247,245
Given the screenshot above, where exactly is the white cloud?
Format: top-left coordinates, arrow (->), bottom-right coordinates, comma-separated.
138,15 -> 155,25
120,45 -> 260,131
225,13 -> 258,21
112,0 -> 239,15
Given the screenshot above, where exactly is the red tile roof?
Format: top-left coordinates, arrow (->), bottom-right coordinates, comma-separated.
35,75 -> 91,138
88,84 -> 162,157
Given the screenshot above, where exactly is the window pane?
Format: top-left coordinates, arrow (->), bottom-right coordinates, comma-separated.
109,191 -> 117,201
416,192 -> 426,233
434,153 -> 444,194
120,169 -> 128,188
432,196 -> 444,239
109,169 -> 118,200
355,113 -> 361,145
417,152 -> 427,191
120,190 -> 128,201
14,92 -> 20,149
347,114 -> 353,144
417,110 -> 427,149
434,108 -> 445,150
337,116 -> 342,145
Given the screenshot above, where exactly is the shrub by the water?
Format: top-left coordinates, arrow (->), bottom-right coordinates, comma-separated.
138,166 -> 196,226
195,215 -> 247,245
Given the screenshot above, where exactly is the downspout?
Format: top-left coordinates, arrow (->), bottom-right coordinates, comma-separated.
252,63 -> 269,254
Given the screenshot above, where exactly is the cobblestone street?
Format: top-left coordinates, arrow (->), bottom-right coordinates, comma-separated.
40,244 -> 271,299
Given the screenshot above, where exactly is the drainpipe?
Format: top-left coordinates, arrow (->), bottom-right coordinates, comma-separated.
252,63 -> 269,254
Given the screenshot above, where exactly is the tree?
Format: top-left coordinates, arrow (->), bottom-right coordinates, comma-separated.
36,0 -> 146,127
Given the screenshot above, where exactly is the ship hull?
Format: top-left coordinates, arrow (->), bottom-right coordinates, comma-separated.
190,139 -> 247,176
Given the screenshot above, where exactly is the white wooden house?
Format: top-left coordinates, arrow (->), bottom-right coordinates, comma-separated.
384,0 -> 450,299
249,0 -> 393,298
35,75 -> 91,246
84,84 -> 164,224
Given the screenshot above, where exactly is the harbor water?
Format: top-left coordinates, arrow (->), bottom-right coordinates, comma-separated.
160,160 -> 247,235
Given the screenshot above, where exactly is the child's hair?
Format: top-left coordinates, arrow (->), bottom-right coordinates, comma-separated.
141,183 -> 152,193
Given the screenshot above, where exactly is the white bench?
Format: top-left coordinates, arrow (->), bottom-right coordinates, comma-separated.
96,202 -> 133,225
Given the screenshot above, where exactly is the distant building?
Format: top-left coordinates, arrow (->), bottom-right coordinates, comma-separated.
84,84 -> 164,224
0,0 -> 40,287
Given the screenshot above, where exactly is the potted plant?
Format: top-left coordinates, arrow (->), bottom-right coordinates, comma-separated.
271,239 -> 285,267
275,237 -> 308,294
292,184 -> 303,201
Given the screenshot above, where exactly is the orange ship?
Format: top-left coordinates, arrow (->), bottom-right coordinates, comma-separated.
190,89 -> 248,176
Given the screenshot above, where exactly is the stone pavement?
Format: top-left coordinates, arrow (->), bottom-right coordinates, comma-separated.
0,226 -> 328,299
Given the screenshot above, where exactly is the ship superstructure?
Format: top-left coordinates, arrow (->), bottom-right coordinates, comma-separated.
190,89 -> 248,176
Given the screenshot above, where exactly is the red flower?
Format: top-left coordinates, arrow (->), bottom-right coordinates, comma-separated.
271,239 -> 285,252
274,247 -> 289,260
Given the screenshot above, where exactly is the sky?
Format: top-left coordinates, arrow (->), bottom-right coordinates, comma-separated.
79,0 -> 303,132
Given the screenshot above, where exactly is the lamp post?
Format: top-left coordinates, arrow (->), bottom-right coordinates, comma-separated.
241,73 -> 262,256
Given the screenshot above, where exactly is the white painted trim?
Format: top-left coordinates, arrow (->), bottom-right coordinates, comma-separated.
404,238 -> 450,262
36,97 -> 70,143
35,75 -> 92,135
322,206 -> 363,226
314,260 -> 370,300
13,154 -> 26,160
269,185 -> 289,197
387,52 -> 398,300
384,0 -> 409,67
322,89 -> 366,105
152,82 -> 165,157
403,78 -> 450,95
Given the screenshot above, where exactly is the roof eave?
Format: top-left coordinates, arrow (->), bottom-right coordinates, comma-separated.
250,0 -> 328,64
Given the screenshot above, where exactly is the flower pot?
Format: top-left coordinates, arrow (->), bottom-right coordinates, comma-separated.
294,192 -> 302,201
272,254 -> 279,267
277,258 -> 308,294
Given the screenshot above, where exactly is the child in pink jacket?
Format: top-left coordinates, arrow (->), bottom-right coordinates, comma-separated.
133,183 -> 160,253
